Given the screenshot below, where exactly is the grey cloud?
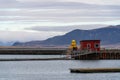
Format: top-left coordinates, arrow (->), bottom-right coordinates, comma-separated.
27,26 -> 73,32
0,0 -> 120,17
0,16 -> 120,23
26,25 -> 107,32
0,0 -> 18,4
18,1 -> 120,10
0,0 -> 19,8
0,1 -> 95,9
0,0 -> 120,10
0,8 -> 120,22
0,0 -> 120,42
0,0 -> 120,23
0,30 -> 62,42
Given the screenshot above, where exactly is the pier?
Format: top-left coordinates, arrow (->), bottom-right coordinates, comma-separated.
73,49 -> 120,60
69,40 -> 120,60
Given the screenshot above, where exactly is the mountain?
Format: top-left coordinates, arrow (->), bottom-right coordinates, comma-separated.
13,25 -> 120,46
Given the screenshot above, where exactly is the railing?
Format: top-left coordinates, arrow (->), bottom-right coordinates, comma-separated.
100,49 -> 120,54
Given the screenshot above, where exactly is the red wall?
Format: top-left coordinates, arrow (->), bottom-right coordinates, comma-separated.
80,40 -> 100,52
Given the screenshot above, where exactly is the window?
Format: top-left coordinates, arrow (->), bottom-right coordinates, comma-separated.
94,43 -> 99,48
87,44 -> 91,49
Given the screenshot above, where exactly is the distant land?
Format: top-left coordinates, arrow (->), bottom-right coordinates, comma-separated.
0,41 -> 14,46
13,25 -> 120,47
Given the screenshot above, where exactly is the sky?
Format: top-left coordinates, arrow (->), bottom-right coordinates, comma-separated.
0,0 -> 120,42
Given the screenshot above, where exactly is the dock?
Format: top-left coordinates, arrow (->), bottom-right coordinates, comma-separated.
72,49 -> 120,60
70,68 -> 120,73
69,40 -> 120,60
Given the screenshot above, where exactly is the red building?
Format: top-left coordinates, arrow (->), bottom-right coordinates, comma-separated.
80,40 -> 100,52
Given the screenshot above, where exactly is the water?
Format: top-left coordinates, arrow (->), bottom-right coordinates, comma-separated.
0,55 -> 120,80
0,55 -> 65,59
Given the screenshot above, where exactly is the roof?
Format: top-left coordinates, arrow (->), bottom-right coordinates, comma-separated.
80,40 -> 100,42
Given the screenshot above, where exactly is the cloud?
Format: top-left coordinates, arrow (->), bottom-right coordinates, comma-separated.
62,0 -> 120,5
0,0 -> 19,8
0,0 -> 120,22
26,24 -> 107,32
0,8 -> 120,23
0,0 -> 120,42
0,0 -> 120,9
0,30 -> 64,42
16,0 -> 120,5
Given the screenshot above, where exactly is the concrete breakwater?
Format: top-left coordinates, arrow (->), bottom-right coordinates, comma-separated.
0,48 -> 67,55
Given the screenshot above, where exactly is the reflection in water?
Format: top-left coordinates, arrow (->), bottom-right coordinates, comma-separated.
0,55 -> 66,59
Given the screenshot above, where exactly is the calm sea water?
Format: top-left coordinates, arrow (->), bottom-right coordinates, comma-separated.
0,55 -> 120,80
